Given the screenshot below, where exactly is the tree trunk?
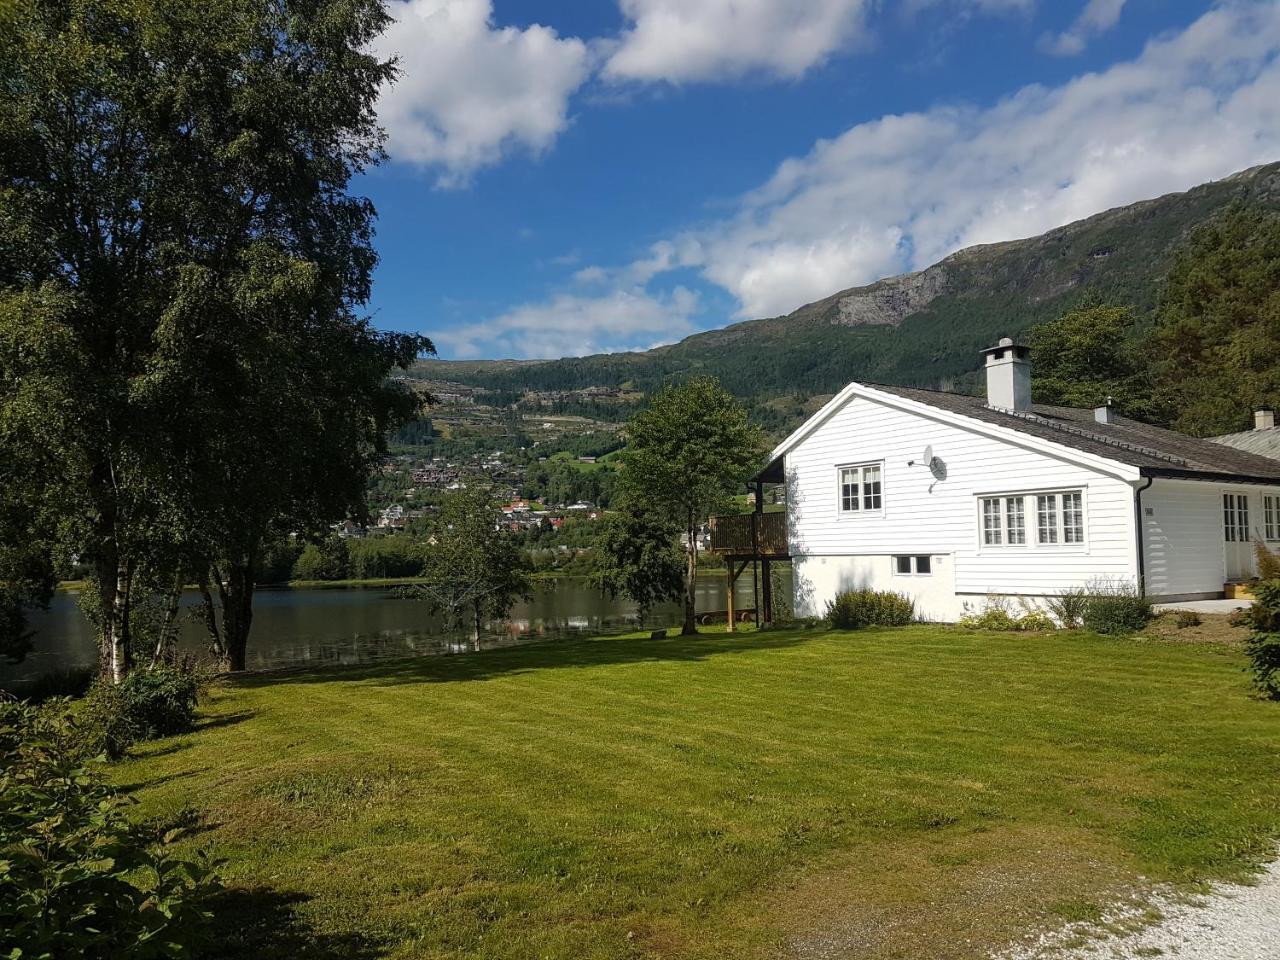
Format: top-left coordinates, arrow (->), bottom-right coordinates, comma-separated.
198,572 -> 227,670
221,560 -> 256,672
152,571 -> 183,666
95,552 -> 128,683
472,600 -> 482,643
682,520 -> 698,635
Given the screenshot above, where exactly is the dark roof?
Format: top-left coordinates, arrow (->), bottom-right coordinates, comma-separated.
1209,427 -> 1280,461
866,384 -> 1280,483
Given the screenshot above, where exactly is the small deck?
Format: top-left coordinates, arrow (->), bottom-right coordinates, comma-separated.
708,511 -> 789,559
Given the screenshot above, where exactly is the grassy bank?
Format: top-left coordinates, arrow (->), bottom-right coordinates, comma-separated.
118,626 -> 1280,959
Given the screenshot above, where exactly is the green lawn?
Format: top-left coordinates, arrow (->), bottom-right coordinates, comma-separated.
117,626 -> 1280,960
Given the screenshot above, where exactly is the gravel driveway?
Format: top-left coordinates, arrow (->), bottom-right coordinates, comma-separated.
994,858 -> 1280,959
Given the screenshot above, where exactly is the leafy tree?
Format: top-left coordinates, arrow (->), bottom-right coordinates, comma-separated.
0,0 -> 426,676
590,511 -> 684,623
618,378 -> 765,635
1027,303 -> 1160,421
1149,203 -> 1280,435
405,488 -> 531,639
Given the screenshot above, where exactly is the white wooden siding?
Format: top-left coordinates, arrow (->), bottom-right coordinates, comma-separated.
1141,479 -> 1280,597
785,393 -> 1138,619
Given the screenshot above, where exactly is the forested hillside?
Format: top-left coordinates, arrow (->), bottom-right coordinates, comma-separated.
412,162 -> 1280,403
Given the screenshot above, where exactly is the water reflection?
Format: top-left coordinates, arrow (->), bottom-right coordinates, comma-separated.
4,574 -> 763,689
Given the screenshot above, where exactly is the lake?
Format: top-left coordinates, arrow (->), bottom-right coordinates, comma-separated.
2,573 -> 766,691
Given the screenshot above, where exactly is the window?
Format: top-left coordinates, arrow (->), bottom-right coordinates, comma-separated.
1266,495 -> 1279,541
1224,493 -> 1250,542
838,463 -> 883,513
1063,491 -> 1084,544
982,498 -> 1002,545
979,490 -> 1084,548
894,555 -> 932,575
1036,495 -> 1058,544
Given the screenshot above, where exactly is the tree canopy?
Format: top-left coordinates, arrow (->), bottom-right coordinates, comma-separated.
0,0 -> 426,676
617,378 -> 764,635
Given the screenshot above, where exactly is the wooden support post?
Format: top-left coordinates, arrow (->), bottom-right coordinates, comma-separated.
761,558 -> 772,625
726,561 -> 735,632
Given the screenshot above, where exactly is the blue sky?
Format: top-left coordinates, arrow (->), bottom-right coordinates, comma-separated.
361,1 -> 1280,359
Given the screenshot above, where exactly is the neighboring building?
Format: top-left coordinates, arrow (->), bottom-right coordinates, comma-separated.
1210,409 -> 1280,461
764,337 -> 1280,622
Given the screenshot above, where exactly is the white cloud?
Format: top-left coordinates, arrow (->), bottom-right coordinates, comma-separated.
602,0 -> 873,83
373,0 -> 591,185
436,287 -> 700,359
635,2 -> 1280,319
1041,0 -> 1128,56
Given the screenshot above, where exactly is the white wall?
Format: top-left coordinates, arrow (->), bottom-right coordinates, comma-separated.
1141,478 -> 1280,598
785,392 -> 1138,621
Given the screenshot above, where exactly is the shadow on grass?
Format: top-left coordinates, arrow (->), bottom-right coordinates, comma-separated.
233,628 -> 823,690
194,709 -> 258,732
201,887 -> 386,960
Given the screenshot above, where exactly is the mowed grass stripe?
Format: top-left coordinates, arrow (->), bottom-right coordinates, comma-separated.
118,625 -> 1280,960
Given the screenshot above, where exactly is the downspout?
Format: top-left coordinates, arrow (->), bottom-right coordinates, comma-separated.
1133,476 -> 1154,594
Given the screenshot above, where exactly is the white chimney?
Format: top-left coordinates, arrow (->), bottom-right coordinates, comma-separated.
1255,408 -> 1275,431
1094,399 -> 1114,424
981,337 -> 1031,413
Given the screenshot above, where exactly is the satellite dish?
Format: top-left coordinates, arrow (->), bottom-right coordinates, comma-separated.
929,456 -> 947,482
922,444 -> 934,464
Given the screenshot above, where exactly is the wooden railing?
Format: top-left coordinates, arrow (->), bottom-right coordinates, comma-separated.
708,511 -> 789,557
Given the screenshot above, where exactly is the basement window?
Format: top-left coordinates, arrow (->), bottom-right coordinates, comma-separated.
894,555 -> 932,576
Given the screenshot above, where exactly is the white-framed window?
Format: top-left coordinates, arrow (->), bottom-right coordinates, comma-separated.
837,462 -> 883,514
1265,494 -> 1279,541
894,555 -> 933,575
978,489 -> 1085,549
1224,493 -> 1250,543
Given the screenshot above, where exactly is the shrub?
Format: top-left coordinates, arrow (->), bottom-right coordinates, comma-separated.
0,698 -> 220,957
1081,579 -> 1152,635
1246,580 -> 1280,700
78,665 -> 201,760
1255,540 -> 1280,580
826,589 -> 915,629
958,596 -> 1056,631
1175,610 -> 1203,629
1046,588 -> 1089,629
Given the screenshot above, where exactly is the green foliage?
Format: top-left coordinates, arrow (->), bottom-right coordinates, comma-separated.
825,589 -> 915,629
1045,588 -> 1090,629
79,666 -> 200,759
1255,540 -> 1280,580
1150,202 -> 1280,435
591,511 -> 684,621
1080,579 -> 1153,635
403,487 -> 532,635
619,377 -> 765,634
959,596 -> 1058,632
1245,580 -> 1280,700
293,536 -> 353,582
1027,303 -> 1160,420
0,698 -> 219,957
258,539 -> 305,585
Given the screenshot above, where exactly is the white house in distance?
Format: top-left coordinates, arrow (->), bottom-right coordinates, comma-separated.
759,338 -> 1280,622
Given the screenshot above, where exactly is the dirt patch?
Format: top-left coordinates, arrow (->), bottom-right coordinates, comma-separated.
1142,613 -> 1247,647
743,826 -> 1135,960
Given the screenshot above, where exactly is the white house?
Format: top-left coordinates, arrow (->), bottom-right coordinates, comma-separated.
763,338 -> 1280,622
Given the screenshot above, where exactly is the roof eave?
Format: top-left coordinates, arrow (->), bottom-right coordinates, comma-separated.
1139,466 -> 1280,486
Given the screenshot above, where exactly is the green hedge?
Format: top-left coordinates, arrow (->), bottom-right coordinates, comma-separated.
826,589 -> 915,629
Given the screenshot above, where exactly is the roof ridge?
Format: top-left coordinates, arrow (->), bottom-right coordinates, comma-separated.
982,405 -> 1190,466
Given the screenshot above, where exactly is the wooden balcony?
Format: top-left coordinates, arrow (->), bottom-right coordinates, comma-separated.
708,511 -> 789,558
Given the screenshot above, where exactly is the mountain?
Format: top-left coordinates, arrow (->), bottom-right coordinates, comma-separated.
411,162 -> 1280,405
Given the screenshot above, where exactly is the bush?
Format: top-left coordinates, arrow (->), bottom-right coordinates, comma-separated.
1081,579 -> 1152,635
1246,580 -> 1280,700
958,596 -> 1056,631
1255,540 -> 1280,580
826,589 -> 915,629
79,665 -> 200,760
1175,610 -> 1203,629
0,698 -> 220,957
1046,588 -> 1089,629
